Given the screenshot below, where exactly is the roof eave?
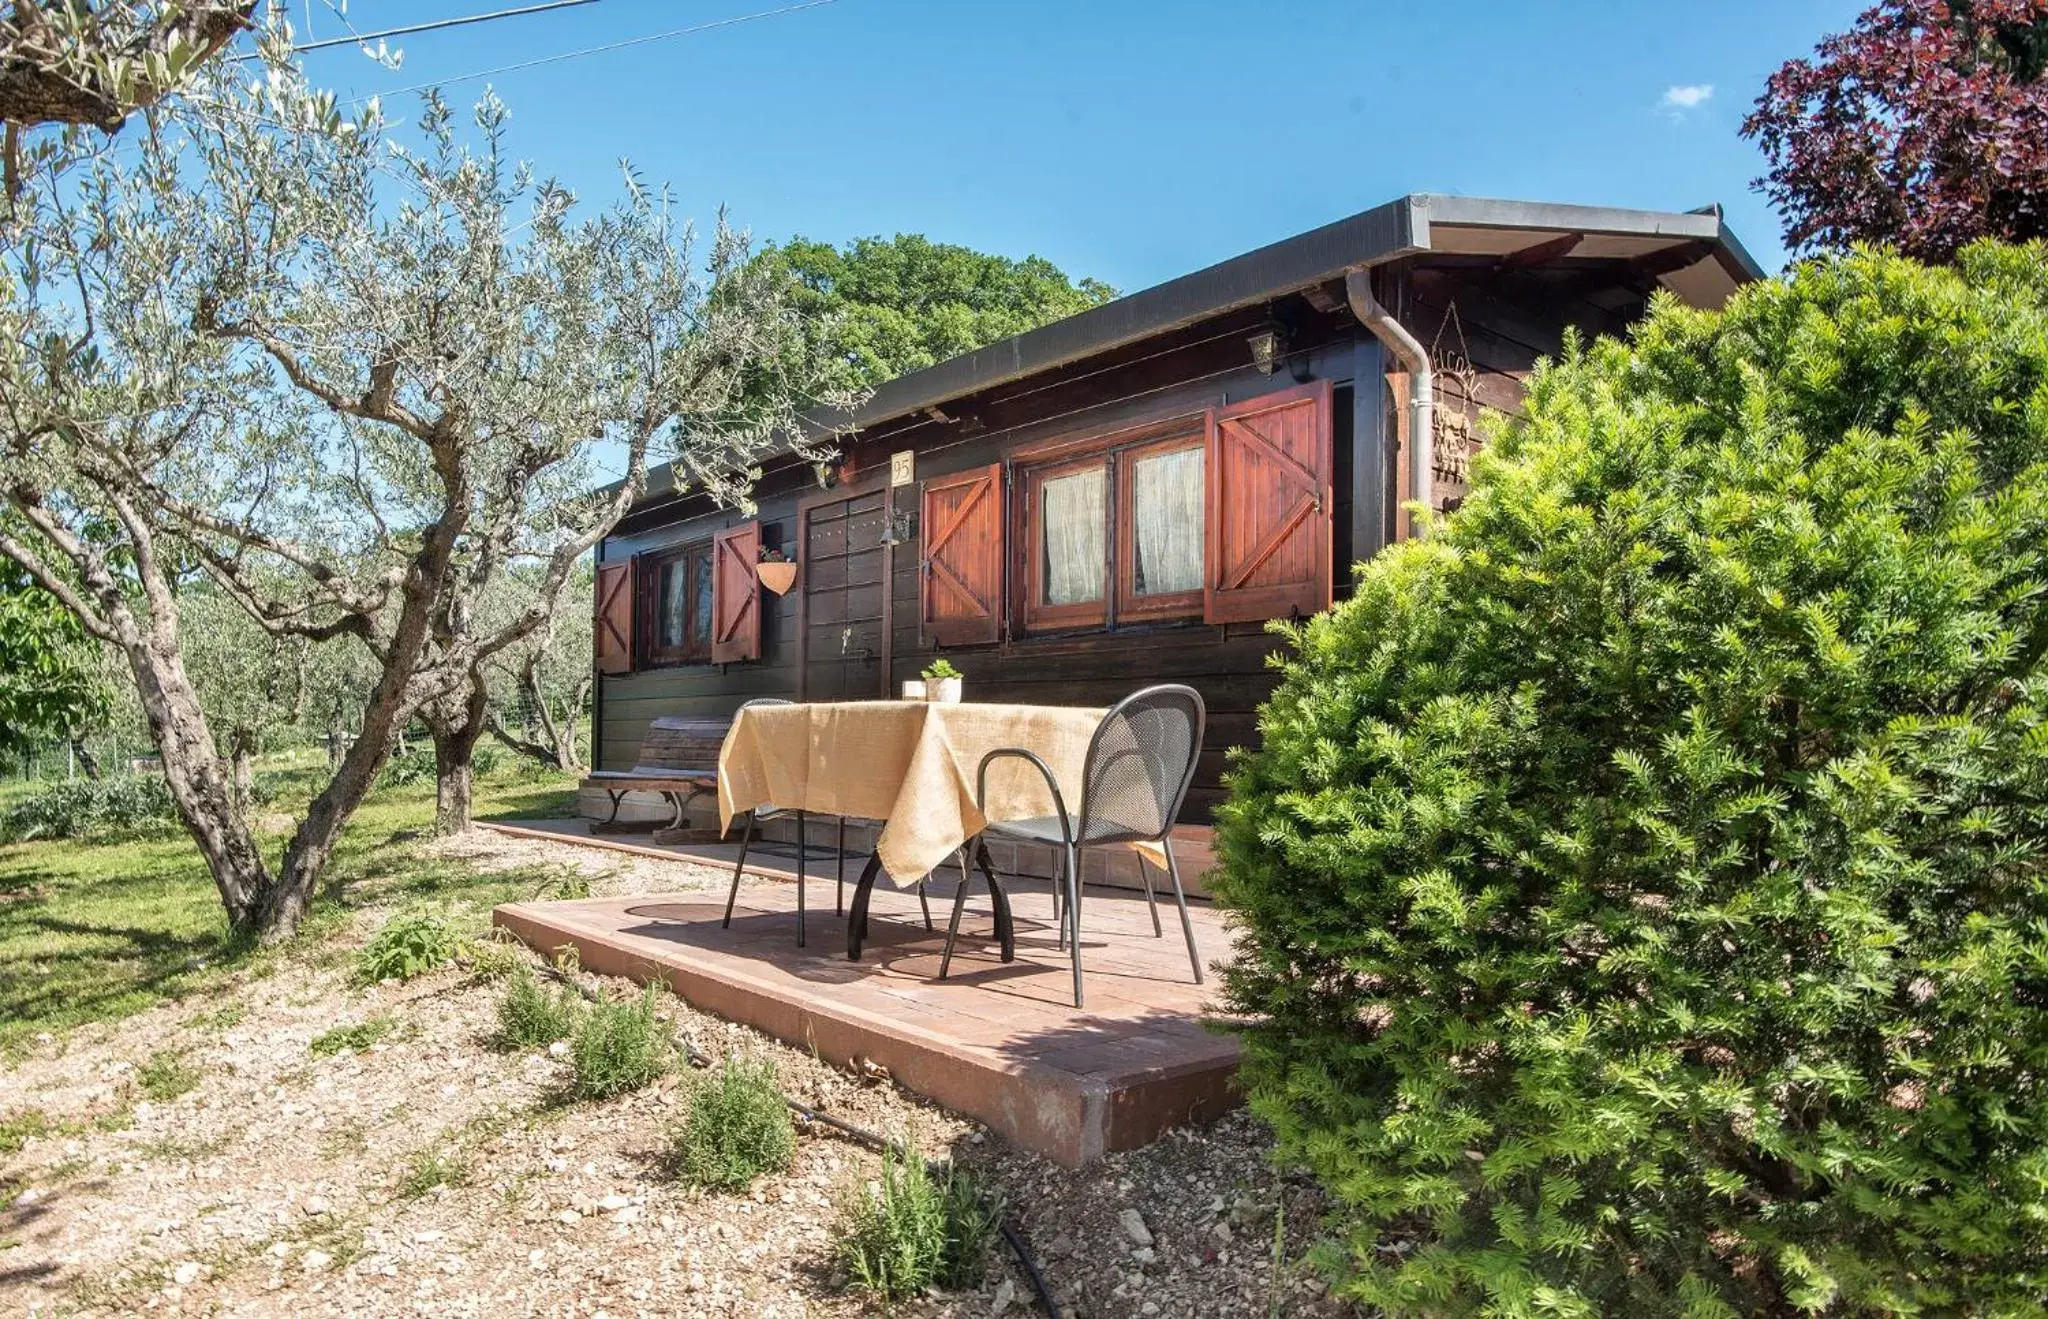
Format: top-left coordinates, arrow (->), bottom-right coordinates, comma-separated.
608,193 -> 1763,505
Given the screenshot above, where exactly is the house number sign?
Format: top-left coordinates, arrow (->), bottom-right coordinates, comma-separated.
889,450 -> 914,487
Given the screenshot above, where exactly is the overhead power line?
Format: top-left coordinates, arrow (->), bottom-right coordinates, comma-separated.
232,0 -> 608,60
362,0 -> 840,100
293,0 -> 608,55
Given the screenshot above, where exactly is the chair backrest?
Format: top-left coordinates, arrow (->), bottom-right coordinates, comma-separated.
628,716 -> 729,775
1075,685 -> 1205,845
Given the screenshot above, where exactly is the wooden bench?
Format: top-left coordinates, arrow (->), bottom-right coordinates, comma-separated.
582,716 -> 730,835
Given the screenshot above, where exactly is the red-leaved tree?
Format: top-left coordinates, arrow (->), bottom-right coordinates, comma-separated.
1744,0 -> 2048,262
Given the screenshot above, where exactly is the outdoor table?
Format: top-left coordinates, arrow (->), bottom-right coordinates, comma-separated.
717,699 -> 1140,961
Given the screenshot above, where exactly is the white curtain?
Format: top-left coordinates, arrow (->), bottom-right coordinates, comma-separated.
663,559 -> 690,646
1042,466 -> 1106,605
1132,447 -> 1204,595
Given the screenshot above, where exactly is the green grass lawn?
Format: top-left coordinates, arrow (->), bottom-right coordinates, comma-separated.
0,759 -> 582,1054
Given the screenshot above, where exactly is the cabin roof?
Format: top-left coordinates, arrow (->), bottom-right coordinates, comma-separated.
621,193 -> 1761,506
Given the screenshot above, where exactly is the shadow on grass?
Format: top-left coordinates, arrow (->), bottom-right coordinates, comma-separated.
0,766 -> 587,1052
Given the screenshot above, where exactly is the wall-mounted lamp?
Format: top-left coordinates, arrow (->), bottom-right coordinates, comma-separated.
1247,327 -> 1286,375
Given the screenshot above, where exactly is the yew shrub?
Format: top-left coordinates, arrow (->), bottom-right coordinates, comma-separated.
1215,243 -> 2048,1314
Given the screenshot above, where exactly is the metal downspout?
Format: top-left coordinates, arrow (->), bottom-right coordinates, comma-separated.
1343,270 -> 1432,532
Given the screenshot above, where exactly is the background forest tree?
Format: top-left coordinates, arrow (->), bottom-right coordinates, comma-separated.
0,559 -> 106,761
1745,0 -> 2048,261
755,233 -> 1117,394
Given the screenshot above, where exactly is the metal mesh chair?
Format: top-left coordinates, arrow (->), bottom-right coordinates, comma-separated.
720,698 -> 928,947
939,684 -> 1206,1008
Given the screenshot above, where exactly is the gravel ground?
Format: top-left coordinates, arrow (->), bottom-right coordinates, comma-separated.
2,828 -> 1352,1318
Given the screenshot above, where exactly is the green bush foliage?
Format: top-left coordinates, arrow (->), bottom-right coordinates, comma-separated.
670,1055 -> 797,1190
1215,242 -> 2048,1315
834,1148 -> 1001,1299
377,743 -> 501,790
569,982 -> 670,1100
376,745 -> 436,789
0,773 -> 179,842
354,907 -> 465,984
496,963 -> 580,1049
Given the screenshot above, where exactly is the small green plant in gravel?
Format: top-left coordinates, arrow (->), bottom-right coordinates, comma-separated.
568,981 -> 669,1100
396,1144 -> 470,1199
496,963 -> 580,1050
138,1132 -> 228,1162
670,1055 -> 796,1190
310,1014 -> 399,1057
319,1118 -> 370,1160
0,1108 -> 55,1154
184,1002 -> 247,1031
536,870 -> 591,901
463,930 -> 525,979
354,906 -> 464,984
835,1147 -> 1001,1299
135,1048 -> 200,1101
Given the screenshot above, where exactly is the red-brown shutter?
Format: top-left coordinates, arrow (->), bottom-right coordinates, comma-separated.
919,462 -> 1003,646
594,559 -> 634,674
710,521 -> 762,664
1205,380 -> 1334,624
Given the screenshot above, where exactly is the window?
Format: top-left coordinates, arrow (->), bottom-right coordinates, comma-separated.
1023,456 -> 1109,630
643,541 -> 714,664
1119,436 -> 1205,620
1010,382 -> 1333,636
1019,423 -> 1207,632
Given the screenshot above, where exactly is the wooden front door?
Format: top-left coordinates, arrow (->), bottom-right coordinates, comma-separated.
800,486 -> 890,702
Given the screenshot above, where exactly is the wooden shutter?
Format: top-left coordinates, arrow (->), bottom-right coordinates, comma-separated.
710,521 -> 762,664
920,462 -> 1003,646
1205,380 -> 1334,624
594,559 -> 634,674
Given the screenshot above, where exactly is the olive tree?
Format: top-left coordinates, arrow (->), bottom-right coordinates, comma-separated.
480,562 -> 592,776
178,586 -> 316,805
0,1 -> 254,130
0,52 -> 843,937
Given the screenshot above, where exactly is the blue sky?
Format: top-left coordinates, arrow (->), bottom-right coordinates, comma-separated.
298,1 -> 1865,292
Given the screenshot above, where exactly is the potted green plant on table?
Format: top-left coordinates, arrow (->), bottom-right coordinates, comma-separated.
920,658 -> 963,704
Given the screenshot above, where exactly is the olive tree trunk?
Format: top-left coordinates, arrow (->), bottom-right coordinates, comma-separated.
426,672 -> 490,836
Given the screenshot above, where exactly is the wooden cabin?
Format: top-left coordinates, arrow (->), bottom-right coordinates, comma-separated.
585,194 -> 1761,868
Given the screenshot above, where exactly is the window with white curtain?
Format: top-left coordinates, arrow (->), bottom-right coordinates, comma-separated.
1040,466 -> 1106,606
644,540 -> 713,664
1019,420 -> 1210,632
1130,445 -> 1204,597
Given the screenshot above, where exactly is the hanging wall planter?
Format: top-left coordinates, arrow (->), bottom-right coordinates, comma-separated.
756,558 -> 798,596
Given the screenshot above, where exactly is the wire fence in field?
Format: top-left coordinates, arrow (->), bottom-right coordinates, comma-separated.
4,734 -> 163,785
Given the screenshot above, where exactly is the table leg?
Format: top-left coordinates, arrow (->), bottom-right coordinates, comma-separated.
973,841 -> 1015,963
845,850 -> 884,961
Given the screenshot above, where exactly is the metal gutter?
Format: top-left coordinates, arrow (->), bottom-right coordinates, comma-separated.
1345,272 -> 1433,529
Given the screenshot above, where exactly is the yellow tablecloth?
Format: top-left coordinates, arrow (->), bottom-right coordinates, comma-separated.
717,700 -> 1161,881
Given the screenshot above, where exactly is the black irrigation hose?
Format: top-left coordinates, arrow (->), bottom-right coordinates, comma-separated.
537,964 -> 1063,1317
